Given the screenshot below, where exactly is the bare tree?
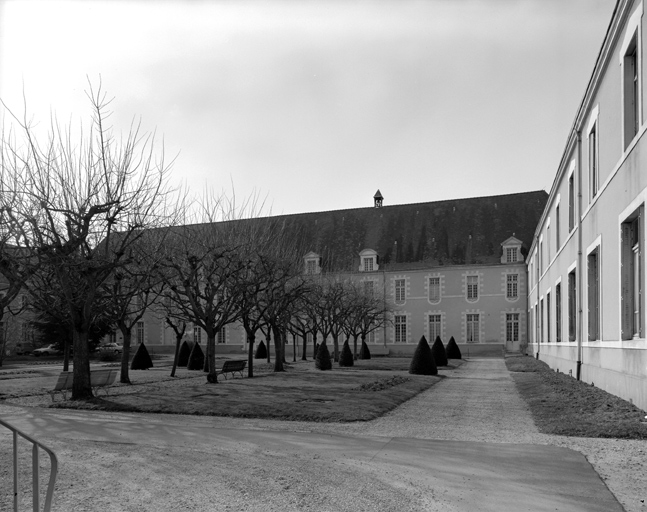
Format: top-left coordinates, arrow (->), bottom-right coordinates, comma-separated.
0,84 -> 176,399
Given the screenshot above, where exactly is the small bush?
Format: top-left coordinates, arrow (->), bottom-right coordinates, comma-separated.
255,340 -> 267,359
315,341 -> 332,370
446,336 -> 462,359
409,335 -> 437,376
431,336 -> 448,367
130,343 -> 154,370
338,340 -> 354,367
177,341 -> 192,367
187,342 -> 205,370
359,340 -> 371,360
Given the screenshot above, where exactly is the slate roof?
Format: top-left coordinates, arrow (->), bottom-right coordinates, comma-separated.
268,190 -> 548,272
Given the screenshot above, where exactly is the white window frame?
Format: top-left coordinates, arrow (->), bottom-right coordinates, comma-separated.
466,313 -> 480,343
619,3 -> 643,150
428,276 -> 441,304
506,313 -> 520,343
394,314 -> 407,343
394,278 -> 406,304
587,106 -> 600,202
506,273 -> 519,300
466,275 -> 479,302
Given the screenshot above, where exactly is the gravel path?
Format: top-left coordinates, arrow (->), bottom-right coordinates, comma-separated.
1,358 -> 645,511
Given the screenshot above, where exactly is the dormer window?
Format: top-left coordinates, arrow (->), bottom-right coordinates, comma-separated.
500,236 -> 523,264
359,248 -> 379,272
303,251 -> 321,275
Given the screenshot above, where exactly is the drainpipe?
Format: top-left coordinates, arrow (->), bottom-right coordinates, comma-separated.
576,129 -> 583,381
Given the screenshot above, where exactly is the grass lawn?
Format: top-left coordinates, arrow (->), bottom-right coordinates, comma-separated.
507,355 -> 647,439
51,358 -> 457,422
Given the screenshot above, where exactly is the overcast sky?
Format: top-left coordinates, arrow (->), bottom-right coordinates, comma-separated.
0,0 -> 616,216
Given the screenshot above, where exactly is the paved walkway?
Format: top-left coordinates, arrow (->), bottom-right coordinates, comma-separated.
0,358 -> 624,511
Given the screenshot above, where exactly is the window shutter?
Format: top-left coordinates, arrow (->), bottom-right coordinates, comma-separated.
621,223 -> 633,340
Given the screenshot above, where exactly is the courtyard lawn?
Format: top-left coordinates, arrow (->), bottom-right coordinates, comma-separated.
507,355 -> 647,439
50,358 -> 455,422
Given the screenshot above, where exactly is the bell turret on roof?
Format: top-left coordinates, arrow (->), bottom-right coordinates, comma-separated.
374,189 -> 383,208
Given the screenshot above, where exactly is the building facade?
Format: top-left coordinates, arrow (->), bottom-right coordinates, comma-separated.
147,190 -> 546,357
528,0 -> 647,410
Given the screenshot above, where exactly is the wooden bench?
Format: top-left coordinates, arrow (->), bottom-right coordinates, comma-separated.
217,360 -> 246,379
49,368 -> 118,401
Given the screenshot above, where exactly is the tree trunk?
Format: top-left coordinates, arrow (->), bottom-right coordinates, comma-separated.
247,331 -> 255,378
170,332 -> 182,378
312,331 -> 317,359
71,329 -> 93,400
206,333 -> 218,382
266,331 -> 272,364
333,334 -> 339,362
301,331 -> 307,361
63,339 -> 72,372
353,334 -> 359,360
272,324 -> 285,372
120,328 -> 133,384
203,340 -> 210,372
292,333 -> 296,362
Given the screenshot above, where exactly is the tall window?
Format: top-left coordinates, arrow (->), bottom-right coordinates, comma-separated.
395,279 -> 406,304
555,204 -> 561,249
588,249 -> 600,340
589,123 -> 599,200
568,174 -> 575,232
136,322 -> 145,344
429,314 -> 441,341
217,327 -> 226,344
193,326 -> 202,344
466,314 -> 479,343
428,277 -> 440,303
568,270 -> 577,341
506,313 -> 519,343
506,274 -> 518,299
624,34 -> 640,148
621,209 -> 643,339
394,315 -> 407,343
466,275 -> 478,301
540,298 -> 544,343
368,328 -> 376,343
363,257 -> 374,272
555,283 -> 562,343
306,259 -> 317,275
506,247 -> 517,263
546,292 -> 551,343
363,280 -> 374,297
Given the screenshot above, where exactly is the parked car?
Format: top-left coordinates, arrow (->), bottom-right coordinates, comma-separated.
32,344 -> 62,357
98,343 -> 123,354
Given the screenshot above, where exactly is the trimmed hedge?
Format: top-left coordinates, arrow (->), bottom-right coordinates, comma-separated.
130,342 -> 154,370
409,335 -> 437,375
187,342 -> 205,370
359,340 -> 371,360
177,341 -> 192,367
431,336 -> 448,367
255,340 -> 268,359
315,341 -> 332,370
338,340 -> 354,367
446,336 -> 462,359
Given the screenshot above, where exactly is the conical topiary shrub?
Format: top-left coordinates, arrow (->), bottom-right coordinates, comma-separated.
315,341 -> 332,370
255,340 -> 267,359
431,336 -> 448,367
131,342 -> 154,370
409,335 -> 437,375
187,341 -> 205,370
177,341 -> 192,367
359,340 -> 371,360
338,340 -> 354,367
446,336 -> 462,359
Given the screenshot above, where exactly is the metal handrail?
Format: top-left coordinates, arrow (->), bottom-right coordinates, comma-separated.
0,417 -> 58,512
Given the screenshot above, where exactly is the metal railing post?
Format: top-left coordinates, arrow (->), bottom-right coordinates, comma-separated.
0,418 -> 58,512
